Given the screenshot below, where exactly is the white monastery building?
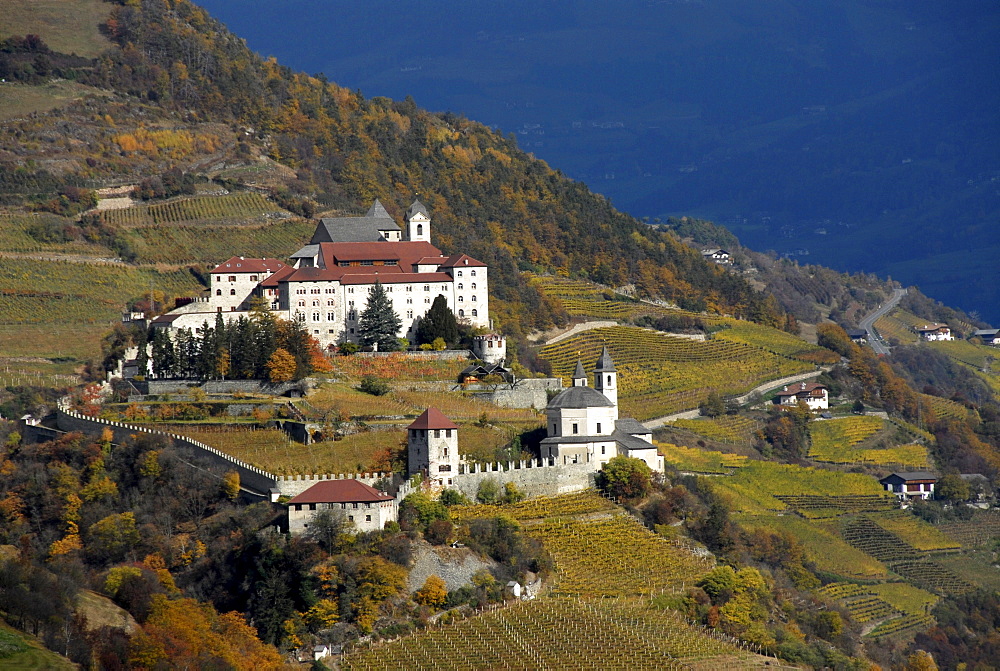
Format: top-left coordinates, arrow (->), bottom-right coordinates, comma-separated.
156,198 -> 489,350
539,348 -> 664,473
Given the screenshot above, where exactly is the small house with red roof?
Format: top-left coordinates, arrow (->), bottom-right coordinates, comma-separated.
916,324 -> 953,341
407,408 -> 460,487
287,478 -> 396,534
773,381 -> 829,410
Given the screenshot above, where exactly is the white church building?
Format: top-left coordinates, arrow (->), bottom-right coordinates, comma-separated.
540,348 -> 664,473
154,198 -> 490,350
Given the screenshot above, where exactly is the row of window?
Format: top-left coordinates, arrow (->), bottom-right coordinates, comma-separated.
218,274 -> 259,283
552,422 -> 603,435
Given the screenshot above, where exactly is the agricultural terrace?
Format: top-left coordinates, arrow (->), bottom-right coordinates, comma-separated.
807,416 -> 931,468
114,218 -> 315,264
449,490 -> 616,522
527,274 -> 716,324
712,320 -> 838,364
656,441 -> 748,474
890,560 -> 975,596
935,510 -> 1000,548
929,339 -> 997,369
918,394 -> 976,422
0,214 -> 115,255
735,513 -> 890,581
161,422 -> 516,476
669,416 -> 761,446
328,354 -> 469,384
341,597 -> 767,670
815,584 -> 898,623
98,192 -> 282,228
0,620 -> 76,670
869,511 -> 961,552
865,613 -> 934,640
540,327 -> 811,420
527,515 -> 713,597
873,313 -> 919,345
708,461 -> 892,516
820,582 -> 938,618
0,357 -> 82,390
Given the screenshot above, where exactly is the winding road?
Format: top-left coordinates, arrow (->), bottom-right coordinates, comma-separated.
859,287 -> 907,355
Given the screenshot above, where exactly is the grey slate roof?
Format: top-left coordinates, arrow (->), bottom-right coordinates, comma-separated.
547,386 -> 614,409
880,471 -> 938,482
614,418 -> 648,435
594,346 -> 616,372
407,198 -> 428,218
366,199 -> 392,219
611,429 -> 657,453
572,360 -> 587,380
290,244 -> 320,259
310,200 -> 401,244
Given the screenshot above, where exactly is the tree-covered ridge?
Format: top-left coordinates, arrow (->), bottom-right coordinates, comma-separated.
3,0 -> 782,337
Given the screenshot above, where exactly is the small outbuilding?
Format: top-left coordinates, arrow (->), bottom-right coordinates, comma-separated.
972,329 -> 999,346
287,479 -> 396,534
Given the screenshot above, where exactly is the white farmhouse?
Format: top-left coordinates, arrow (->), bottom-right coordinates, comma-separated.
916,324 -> 953,341
773,382 -> 829,410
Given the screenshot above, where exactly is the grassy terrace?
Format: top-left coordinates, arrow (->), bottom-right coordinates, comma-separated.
541,326 -> 811,421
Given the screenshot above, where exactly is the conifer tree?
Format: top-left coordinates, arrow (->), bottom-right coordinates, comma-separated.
415,294 -> 459,347
358,281 -> 402,351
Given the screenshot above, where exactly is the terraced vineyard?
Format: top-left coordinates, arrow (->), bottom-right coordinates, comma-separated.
865,613 -> 935,639
526,515 -> 713,598
891,560 -> 976,595
868,583 -> 939,616
341,597 -> 768,670
540,327 -> 811,420
817,583 -> 938,635
0,213 -> 116,255
773,495 -> 897,518
936,510 -> 1000,547
919,393 -> 976,422
709,461 -> 893,515
839,516 -> 916,562
656,442 -> 748,474
808,416 -> 930,468
712,320 -> 839,364
735,513 -> 890,580
450,490 -> 616,522
871,511 -> 962,552
873,312 -> 919,345
98,192 -> 282,227
929,339 -> 997,369
669,416 -> 761,446
118,218 -> 314,264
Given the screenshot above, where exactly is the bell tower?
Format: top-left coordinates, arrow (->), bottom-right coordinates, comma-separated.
593,346 -> 617,407
406,198 -> 431,243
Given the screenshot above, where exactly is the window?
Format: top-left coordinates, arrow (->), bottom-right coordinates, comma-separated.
296,288 -> 306,294
424,298 -> 431,304
458,309 -> 465,317
471,309 -> 478,317
471,283 -> 476,289
327,299 -> 334,306
434,429 -> 440,438
228,275 -> 236,282
230,289 -> 236,295
423,285 -> 430,292
311,288 -> 320,294
348,301 -> 354,307
457,271 -> 463,277
215,276 -> 222,283
596,423 -> 602,433
416,223 -> 423,236
366,515 -> 372,522
407,310 -> 413,318
458,283 -> 463,290
348,287 -> 355,294
406,298 -> 413,304
312,313 -> 320,321
607,375 -> 612,385
298,300 -> 305,307
313,329 -> 319,335
471,270 -> 477,276
325,288 -> 334,293
312,300 -> 319,306
458,296 -> 464,302
443,447 -> 449,456
601,445 -> 606,455
406,285 -> 412,292
339,261 -> 350,267
361,260 -> 373,266
327,312 -> 335,320
216,289 -> 222,296
446,429 -> 452,438
250,275 -> 258,281
328,329 -> 335,334
471,295 -> 477,302
552,424 -> 557,434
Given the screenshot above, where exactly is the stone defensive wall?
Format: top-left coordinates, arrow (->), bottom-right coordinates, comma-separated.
56,401 -> 278,496
451,459 -> 595,499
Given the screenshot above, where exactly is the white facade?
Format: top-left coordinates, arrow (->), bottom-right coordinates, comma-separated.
472,333 -> 507,365
407,408 -> 461,487
918,325 -> 953,341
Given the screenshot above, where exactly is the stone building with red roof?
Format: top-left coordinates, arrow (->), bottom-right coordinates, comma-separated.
287,478 -> 396,534
407,408 -> 460,487
154,198 -> 489,349
773,381 -> 829,410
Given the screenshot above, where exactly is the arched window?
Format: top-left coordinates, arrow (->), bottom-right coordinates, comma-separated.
457,271 -> 463,277
471,309 -> 478,317
471,283 -> 476,289
471,270 -> 477,276
458,309 -> 465,317
230,289 -> 236,295
416,223 -> 423,236
216,289 -> 222,295
471,295 -> 477,302
457,283 -> 463,290
607,375 -> 612,385
458,296 -> 464,302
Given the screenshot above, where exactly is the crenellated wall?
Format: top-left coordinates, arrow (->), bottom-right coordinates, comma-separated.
450,459 -> 595,499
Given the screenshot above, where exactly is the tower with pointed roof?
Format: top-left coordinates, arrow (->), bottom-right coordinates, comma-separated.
407,408 -> 460,486
593,346 -> 617,407
571,359 -> 588,387
406,198 -> 431,243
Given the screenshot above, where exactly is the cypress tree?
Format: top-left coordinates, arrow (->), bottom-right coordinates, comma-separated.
415,294 -> 459,346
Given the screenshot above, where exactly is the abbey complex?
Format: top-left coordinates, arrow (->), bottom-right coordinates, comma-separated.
155,199 -> 490,349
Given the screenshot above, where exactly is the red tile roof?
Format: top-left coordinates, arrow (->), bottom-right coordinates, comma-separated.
439,253 -> 486,268
339,272 -> 453,285
288,479 -> 394,505
774,382 -> 827,397
320,241 -> 442,270
259,265 -> 298,287
407,408 -> 459,430
212,257 -> 286,273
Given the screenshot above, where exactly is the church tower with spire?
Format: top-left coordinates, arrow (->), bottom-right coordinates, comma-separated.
593,346 -> 617,407
406,198 -> 431,242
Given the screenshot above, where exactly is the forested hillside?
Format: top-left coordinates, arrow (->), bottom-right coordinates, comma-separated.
0,0 -> 781,344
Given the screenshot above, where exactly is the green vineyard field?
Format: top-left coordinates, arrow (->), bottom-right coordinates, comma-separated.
98,192 -> 281,227
656,441 -> 748,474
669,415 -> 761,445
